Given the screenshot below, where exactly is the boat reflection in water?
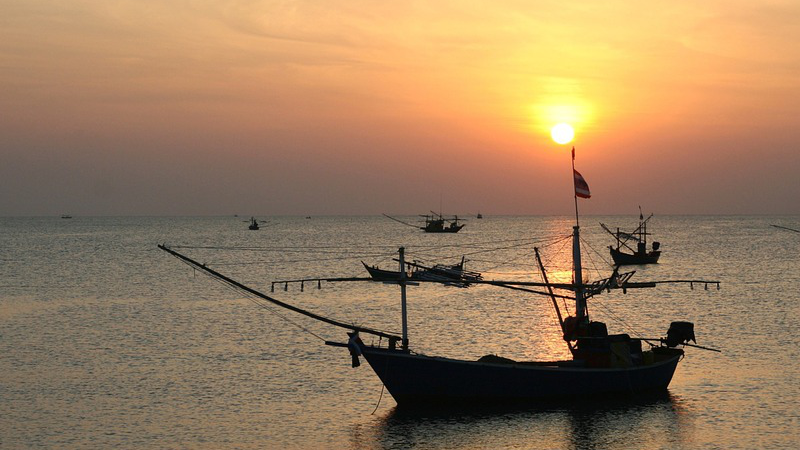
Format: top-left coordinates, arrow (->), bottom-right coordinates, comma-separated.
353,392 -> 691,450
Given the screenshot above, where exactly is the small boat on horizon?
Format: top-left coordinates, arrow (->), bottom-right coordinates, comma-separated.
248,217 -> 259,230
601,208 -> 661,265
61,214 -> 72,219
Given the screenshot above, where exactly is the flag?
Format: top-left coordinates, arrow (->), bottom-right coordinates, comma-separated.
573,169 -> 591,199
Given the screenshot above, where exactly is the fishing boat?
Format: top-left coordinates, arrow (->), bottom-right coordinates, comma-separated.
383,212 -> 465,233
362,256 -> 482,284
248,217 -> 259,230
422,212 -> 464,233
601,209 -> 661,265
158,149 -> 719,406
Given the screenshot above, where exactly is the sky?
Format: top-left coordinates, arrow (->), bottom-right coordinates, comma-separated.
2,0 -> 799,216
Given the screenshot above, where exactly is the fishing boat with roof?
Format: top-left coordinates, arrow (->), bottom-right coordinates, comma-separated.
248,217 -> 260,230
383,212 -> 465,233
362,256 -> 482,285
158,148 -> 720,406
601,208 -> 661,265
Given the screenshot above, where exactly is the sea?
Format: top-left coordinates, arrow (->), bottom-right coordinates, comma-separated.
1,215 -> 798,449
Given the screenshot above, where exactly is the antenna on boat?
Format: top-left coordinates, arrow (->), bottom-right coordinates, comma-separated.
572,147 -> 579,227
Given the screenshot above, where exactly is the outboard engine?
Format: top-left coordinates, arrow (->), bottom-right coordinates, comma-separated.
666,321 -> 696,347
652,241 -> 661,251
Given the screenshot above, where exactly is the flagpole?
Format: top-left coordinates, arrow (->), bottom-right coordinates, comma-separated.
570,146 -> 585,318
572,147 -> 579,227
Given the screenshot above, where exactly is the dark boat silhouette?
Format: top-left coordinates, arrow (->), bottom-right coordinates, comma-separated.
421,212 -> 464,233
383,212 -> 465,233
159,149 -> 720,406
248,217 -> 260,230
601,208 -> 661,265
362,256 -> 481,285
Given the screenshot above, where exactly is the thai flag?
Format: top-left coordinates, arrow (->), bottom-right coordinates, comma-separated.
573,169 -> 591,199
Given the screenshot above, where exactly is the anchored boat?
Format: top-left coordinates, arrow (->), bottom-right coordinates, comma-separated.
383,212 -> 465,233
362,256 -> 482,285
159,149 -> 719,406
601,208 -> 661,265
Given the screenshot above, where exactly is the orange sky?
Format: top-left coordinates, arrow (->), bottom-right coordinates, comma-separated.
2,1 -> 799,215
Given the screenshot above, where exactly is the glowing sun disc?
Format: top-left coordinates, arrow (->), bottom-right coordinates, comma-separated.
551,123 -> 574,145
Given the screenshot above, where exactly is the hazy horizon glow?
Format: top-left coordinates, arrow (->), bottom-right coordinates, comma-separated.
2,1 -> 799,216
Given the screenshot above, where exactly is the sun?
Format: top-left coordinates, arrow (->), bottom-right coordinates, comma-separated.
551,123 -> 574,145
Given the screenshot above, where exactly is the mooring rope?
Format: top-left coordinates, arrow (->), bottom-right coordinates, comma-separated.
371,384 -> 386,415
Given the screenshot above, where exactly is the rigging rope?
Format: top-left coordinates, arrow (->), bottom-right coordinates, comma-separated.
164,248 -> 403,341
589,298 -> 648,343
186,258 -> 330,342
171,234 -> 578,281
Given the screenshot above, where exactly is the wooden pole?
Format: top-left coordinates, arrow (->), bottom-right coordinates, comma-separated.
571,147 -> 579,227
399,247 -> 409,350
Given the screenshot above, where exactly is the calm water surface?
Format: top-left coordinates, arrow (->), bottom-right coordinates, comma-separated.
1,215 -> 798,449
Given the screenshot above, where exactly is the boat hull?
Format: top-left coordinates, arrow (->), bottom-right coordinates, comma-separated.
423,225 -> 464,233
610,247 -> 660,265
362,261 -> 480,283
360,346 -> 681,405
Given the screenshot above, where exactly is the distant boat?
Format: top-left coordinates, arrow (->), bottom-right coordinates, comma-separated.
362,256 -> 482,284
383,212 -> 465,233
422,212 -> 464,233
477,212 -> 483,219
61,214 -> 72,219
601,208 -> 661,265
248,217 -> 259,230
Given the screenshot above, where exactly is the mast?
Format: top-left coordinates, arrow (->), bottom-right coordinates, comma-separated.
398,247 -> 409,350
571,147 -> 586,319
639,206 -> 646,245
573,225 -> 586,318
